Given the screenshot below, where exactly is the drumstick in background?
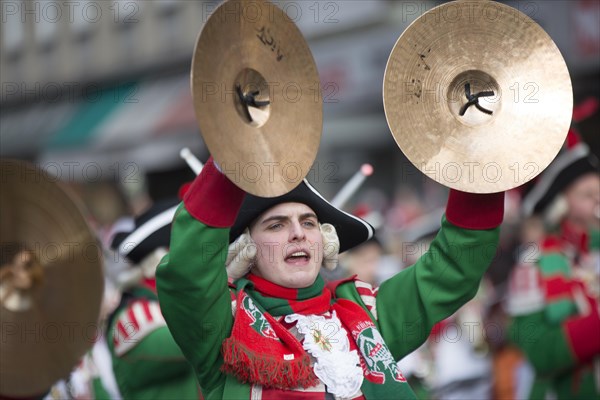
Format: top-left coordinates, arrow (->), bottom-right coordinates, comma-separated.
331,164 -> 374,209
180,147 -> 373,210
180,147 -> 203,175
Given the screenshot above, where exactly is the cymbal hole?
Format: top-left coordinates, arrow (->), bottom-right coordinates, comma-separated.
447,70 -> 501,127
234,68 -> 271,128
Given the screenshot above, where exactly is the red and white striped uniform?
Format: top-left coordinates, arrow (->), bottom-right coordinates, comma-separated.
113,300 -> 167,356
354,280 -> 379,320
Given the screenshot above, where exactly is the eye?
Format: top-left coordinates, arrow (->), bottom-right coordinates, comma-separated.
268,223 -> 283,231
302,220 -> 317,228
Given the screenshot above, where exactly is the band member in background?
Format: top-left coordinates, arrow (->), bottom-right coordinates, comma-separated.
399,210 -> 493,400
338,205 -> 386,287
155,157 -> 504,399
108,199 -> 200,399
507,130 -> 600,400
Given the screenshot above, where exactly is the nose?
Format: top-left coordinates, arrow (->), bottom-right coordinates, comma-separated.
288,220 -> 306,242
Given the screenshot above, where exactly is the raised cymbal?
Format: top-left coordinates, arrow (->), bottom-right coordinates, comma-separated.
383,0 -> 572,193
192,0 -> 322,197
0,160 -> 103,398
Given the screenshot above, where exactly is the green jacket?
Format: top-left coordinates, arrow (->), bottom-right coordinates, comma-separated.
106,286 -> 199,400
156,190 -> 501,398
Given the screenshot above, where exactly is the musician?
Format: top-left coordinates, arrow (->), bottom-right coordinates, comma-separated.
107,199 -> 200,399
155,157 -> 504,399
399,211 -> 493,400
339,206 -> 386,287
507,132 -> 600,400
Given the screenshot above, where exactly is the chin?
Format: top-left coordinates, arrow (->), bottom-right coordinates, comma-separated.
286,280 -> 314,289
284,269 -> 320,289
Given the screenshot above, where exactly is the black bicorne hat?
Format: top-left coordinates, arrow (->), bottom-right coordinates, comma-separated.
230,179 -> 374,253
111,198 -> 180,264
521,142 -> 599,217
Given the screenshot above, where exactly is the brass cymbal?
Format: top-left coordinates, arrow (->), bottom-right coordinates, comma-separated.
0,160 -> 103,398
383,0 -> 572,193
192,0 -> 322,197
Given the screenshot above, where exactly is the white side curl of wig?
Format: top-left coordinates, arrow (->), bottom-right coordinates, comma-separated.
225,228 -> 257,280
320,223 -> 340,271
543,194 -> 568,226
224,223 -> 341,280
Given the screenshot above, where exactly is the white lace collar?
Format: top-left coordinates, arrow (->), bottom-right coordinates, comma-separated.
285,311 -> 363,399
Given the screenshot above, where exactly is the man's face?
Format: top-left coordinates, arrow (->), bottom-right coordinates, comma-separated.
249,202 -> 324,289
565,173 -> 600,228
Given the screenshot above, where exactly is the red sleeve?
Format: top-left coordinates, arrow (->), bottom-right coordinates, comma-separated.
183,157 -> 245,228
445,189 -> 504,230
564,282 -> 600,363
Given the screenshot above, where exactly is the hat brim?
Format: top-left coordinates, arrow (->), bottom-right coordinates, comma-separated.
230,180 -> 374,253
111,198 -> 180,264
522,144 -> 599,216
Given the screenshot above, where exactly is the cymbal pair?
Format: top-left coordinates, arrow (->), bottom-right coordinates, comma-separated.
192,0 -> 571,196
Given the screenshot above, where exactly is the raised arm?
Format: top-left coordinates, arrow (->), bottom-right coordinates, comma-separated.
156,158 -> 245,394
376,190 -> 504,359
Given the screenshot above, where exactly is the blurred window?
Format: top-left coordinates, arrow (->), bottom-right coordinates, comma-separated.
2,0 -> 25,60
155,0 -> 179,16
2,1 -> 25,51
35,0 -> 59,50
112,0 -> 142,27
71,0 -> 98,40
119,23 -> 136,63
110,0 -> 142,64
156,0 -> 181,53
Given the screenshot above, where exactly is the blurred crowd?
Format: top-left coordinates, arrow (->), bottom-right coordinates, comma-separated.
1,0 -> 598,398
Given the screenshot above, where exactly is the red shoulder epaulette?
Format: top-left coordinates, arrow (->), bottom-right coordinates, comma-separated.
327,275 -> 380,320
112,299 -> 166,357
541,235 -> 563,254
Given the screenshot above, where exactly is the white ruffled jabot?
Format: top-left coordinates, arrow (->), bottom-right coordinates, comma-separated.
285,311 -> 363,399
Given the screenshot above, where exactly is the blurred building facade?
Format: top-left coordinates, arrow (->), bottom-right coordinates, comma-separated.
1,0 -> 206,177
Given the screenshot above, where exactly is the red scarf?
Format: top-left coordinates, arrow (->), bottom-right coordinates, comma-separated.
221,275 -> 408,395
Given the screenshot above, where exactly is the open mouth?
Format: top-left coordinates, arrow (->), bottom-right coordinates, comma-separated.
285,251 -> 311,264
